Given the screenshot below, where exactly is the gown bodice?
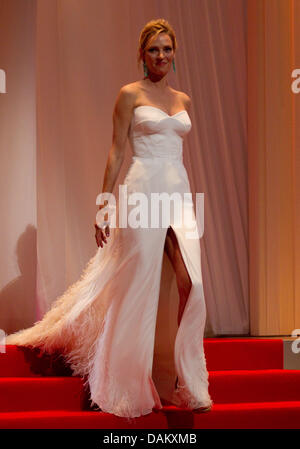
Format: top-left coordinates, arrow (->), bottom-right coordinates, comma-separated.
124,105 -> 193,200
128,105 -> 192,162
124,105 -> 194,226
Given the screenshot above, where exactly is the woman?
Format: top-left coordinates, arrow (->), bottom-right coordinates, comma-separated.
6,18 -> 213,418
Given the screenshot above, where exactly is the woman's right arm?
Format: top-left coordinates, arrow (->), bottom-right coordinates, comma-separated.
101,85 -> 135,195
95,85 -> 135,248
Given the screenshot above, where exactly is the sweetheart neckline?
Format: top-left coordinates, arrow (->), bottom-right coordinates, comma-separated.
133,105 -> 188,118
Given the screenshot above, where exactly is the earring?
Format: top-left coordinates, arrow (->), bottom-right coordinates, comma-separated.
143,61 -> 148,77
172,58 -> 176,73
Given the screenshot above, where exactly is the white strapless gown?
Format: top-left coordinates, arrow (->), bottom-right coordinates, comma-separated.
6,105 -> 213,418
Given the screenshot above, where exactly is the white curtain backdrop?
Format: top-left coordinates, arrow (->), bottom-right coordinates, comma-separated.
0,0 -> 248,338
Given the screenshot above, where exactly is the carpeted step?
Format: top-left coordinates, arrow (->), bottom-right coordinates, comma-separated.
0,377 -> 86,412
1,339 -> 298,429
208,369 -> 300,404
0,409 -> 168,429
0,345 -> 73,377
1,401 -> 300,429
204,338 -> 283,370
0,339 -> 284,377
179,401 -> 300,429
1,369 -> 300,413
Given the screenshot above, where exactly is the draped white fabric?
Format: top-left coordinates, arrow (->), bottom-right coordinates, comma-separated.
6,105 -> 215,416
0,0 -> 248,338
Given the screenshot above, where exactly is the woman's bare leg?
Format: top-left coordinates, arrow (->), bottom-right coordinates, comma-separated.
164,226 -> 192,327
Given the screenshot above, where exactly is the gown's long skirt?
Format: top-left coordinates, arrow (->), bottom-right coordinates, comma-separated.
5,156 -> 213,418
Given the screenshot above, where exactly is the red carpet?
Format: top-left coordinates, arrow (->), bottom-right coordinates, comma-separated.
1,338 -> 300,429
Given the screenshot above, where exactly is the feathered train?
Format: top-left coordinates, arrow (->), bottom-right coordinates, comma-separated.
6,224 -> 128,391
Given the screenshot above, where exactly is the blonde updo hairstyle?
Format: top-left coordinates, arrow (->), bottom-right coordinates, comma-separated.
137,18 -> 178,71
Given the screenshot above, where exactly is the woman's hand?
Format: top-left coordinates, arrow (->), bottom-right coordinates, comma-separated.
95,223 -> 110,248
95,203 -> 110,248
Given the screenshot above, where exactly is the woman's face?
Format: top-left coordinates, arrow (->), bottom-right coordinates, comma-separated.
143,33 -> 174,77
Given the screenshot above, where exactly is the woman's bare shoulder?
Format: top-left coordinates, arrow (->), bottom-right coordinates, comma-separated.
119,81 -> 141,95
178,90 -> 192,108
115,82 -> 141,110
113,82 -> 140,113
170,87 -> 192,111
